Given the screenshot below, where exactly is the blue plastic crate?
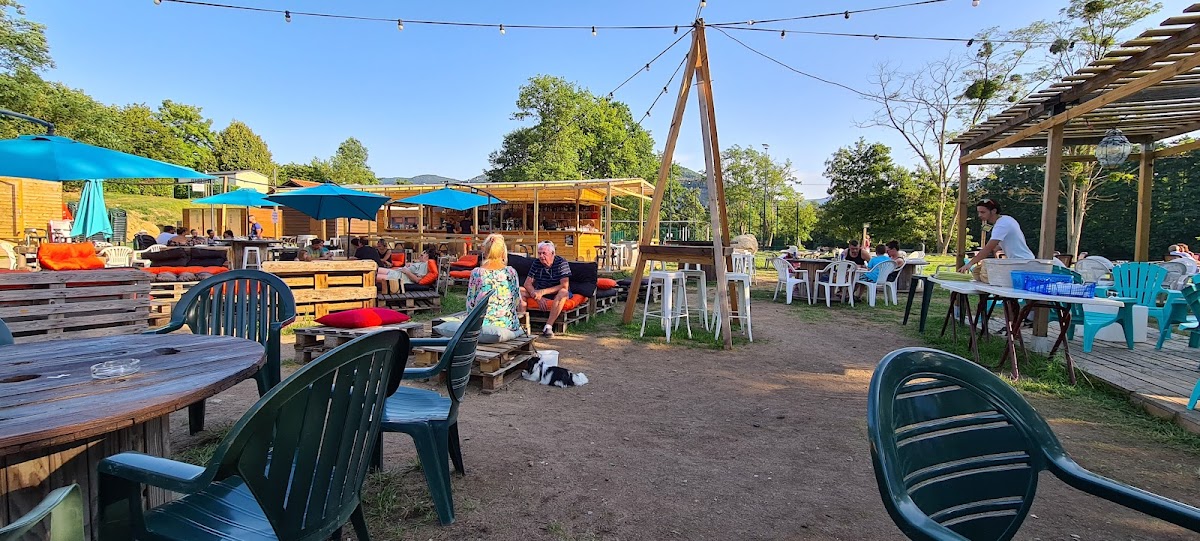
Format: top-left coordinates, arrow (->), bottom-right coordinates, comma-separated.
1026,278 -> 1096,298
1011,271 -> 1070,291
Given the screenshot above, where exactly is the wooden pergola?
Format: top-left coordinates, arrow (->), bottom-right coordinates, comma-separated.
951,5 -> 1200,263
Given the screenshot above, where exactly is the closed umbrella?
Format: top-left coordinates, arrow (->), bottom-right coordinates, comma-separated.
266,183 -> 391,252
69,179 -> 112,239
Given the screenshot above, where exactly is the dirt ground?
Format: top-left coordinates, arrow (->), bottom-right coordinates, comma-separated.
170,294 -> 1200,541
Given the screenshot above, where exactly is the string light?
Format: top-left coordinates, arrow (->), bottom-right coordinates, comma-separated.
397,19 -> 404,31
972,0 -> 981,6
673,25 -> 679,34
644,63 -> 650,72
967,38 -> 974,47
719,25 -> 1054,45
284,10 -> 291,23
499,24 -> 505,35
844,11 -> 850,19
592,26 -> 597,36
700,0 -> 706,7
780,30 -> 786,40
154,0 -> 162,4
873,34 -> 880,40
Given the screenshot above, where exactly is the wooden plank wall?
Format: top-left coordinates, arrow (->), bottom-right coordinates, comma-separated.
260,260 -> 376,317
0,178 -> 63,241
0,269 -> 152,342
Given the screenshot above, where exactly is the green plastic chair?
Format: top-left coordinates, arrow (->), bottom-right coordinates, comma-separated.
378,291 -> 492,525
0,317 -> 12,346
147,269 -> 296,434
98,329 -> 410,541
868,347 -> 1200,540
0,484 -> 84,541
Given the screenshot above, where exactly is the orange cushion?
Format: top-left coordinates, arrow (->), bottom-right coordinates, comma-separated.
454,254 -> 478,267
449,270 -> 472,279
597,278 -> 617,290
316,307 -> 408,329
562,293 -> 587,311
38,243 -> 105,271
417,260 -> 439,286
527,293 -> 587,312
389,253 -> 406,266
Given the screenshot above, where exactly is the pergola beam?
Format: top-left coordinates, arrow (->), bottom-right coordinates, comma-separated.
958,22 -> 1200,152
1155,138 -> 1200,157
1135,143 -> 1155,261
961,50 -> 1200,164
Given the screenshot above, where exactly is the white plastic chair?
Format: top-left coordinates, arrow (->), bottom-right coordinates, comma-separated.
1155,261 -> 1190,290
711,272 -> 752,342
771,257 -> 811,305
732,251 -> 755,284
908,250 -> 926,260
855,260 -> 896,307
48,220 -> 72,242
816,260 -> 858,307
1075,256 -> 1112,283
0,240 -> 18,270
131,244 -> 166,267
99,246 -> 134,268
242,246 -> 262,270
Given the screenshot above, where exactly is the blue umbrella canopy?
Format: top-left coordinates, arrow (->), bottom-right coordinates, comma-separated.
397,187 -> 503,211
0,135 -> 215,181
69,179 -> 112,239
193,188 -> 279,207
265,183 -> 391,221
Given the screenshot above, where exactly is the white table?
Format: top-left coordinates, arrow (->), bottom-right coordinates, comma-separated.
927,277 -> 989,363
975,283 -> 1130,383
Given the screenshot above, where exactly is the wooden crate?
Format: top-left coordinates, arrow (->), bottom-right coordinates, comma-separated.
261,260 -> 377,318
377,289 -> 442,314
0,269 -> 152,343
147,280 -> 199,327
423,313 -> 539,393
293,322 -> 427,364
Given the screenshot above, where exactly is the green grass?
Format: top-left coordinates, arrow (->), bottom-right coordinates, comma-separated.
172,424 -> 233,466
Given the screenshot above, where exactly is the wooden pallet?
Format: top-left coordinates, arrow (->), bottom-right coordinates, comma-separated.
592,294 -> 619,315
0,269 -> 151,343
147,281 -> 200,327
293,321 -> 427,364
419,313 -> 539,393
528,303 -> 590,334
261,260 -> 377,318
377,290 -> 442,314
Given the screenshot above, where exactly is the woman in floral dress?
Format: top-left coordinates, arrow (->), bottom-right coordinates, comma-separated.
466,233 -> 524,332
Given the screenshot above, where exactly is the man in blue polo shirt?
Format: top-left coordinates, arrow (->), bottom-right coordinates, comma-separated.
521,241 -> 572,338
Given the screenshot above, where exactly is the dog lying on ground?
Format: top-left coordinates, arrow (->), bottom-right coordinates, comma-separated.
522,356 -> 588,388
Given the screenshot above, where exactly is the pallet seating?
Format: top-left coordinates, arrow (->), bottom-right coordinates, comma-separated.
293,321 -> 427,363
260,260 -> 377,318
507,255 -> 601,334
0,269 -> 151,343
416,312 -> 539,393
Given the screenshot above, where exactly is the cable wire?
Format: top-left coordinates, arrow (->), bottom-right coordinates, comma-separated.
708,0 -> 948,26
607,28 -> 694,99
639,53 -> 691,125
715,25 -> 1055,45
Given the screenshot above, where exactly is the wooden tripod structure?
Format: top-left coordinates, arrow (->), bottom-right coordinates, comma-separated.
620,20 -> 738,350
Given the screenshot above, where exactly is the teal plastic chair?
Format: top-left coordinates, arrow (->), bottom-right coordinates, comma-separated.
0,317 -> 12,346
0,484 -> 84,541
868,347 -> 1200,540
1156,283 -> 1200,350
1051,267 -> 1135,353
1112,262 -> 1172,336
147,270 -> 296,433
98,329 -> 410,541
378,291 -> 492,525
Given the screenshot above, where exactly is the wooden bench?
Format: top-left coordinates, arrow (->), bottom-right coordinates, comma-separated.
261,260 -> 377,318
293,321 -> 428,363
0,269 -> 152,343
377,288 -> 442,314
417,312 -> 539,393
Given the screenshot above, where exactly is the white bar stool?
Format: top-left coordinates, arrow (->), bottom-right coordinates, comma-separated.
242,246 -> 262,270
712,272 -> 753,342
641,270 -> 692,342
679,263 -> 710,331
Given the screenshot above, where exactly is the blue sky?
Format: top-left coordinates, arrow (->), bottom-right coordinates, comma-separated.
26,0 -> 1195,198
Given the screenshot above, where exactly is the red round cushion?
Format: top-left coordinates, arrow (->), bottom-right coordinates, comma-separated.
316,308 -> 383,329
596,278 -> 617,290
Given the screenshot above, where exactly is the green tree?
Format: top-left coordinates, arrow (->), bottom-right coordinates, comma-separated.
486,75 -> 656,183
0,0 -> 51,74
279,158 -> 333,183
154,100 -> 215,172
212,120 -> 273,175
721,145 -> 811,247
820,139 -> 938,246
329,137 -> 376,185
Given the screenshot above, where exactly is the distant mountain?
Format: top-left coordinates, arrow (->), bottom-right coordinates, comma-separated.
377,174 -> 461,185
468,173 -> 489,182
810,196 -> 831,206
377,177 -> 409,185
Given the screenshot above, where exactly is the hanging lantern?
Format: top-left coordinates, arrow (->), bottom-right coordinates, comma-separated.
1095,128 -> 1132,166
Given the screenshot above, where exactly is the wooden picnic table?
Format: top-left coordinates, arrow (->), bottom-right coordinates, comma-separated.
0,334 -> 265,539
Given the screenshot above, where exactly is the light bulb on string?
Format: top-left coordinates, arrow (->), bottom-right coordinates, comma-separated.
645,63 -> 650,72
966,38 -> 974,47
592,26 -> 596,36
673,25 -> 679,34
284,10 -> 291,23
972,0 -> 980,6
844,11 -> 850,19
780,30 -> 786,40
397,19 -> 404,31
154,0 -> 161,4
699,0 -> 706,7
873,34 -> 880,41
499,24 -> 505,35
748,20 -> 755,26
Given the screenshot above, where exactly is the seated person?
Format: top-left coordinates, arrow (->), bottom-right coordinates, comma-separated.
520,241 -> 571,339
1168,244 -> 1199,274
155,225 -> 177,246
206,229 -> 217,241
167,233 -> 190,246
300,238 -> 331,261
841,240 -> 867,266
466,233 -> 524,334
377,248 -> 439,289
861,241 -> 904,283
222,230 -> 235,239
375,239 -> 394,263
350,237 -> 386,267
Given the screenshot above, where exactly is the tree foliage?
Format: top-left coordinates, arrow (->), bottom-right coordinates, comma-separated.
0,0 -> 51,74
486,75 -> 656,183
720,145 -> 815,247
819,139 -> 938,246
329,137 -> 377,185
212,120 -> 273,175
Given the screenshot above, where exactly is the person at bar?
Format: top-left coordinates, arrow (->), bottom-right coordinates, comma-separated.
959,198 -> 1035,273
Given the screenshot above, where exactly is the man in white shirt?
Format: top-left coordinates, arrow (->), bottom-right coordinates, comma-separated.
155,225 -> 177,246
959,198 -> 1035,272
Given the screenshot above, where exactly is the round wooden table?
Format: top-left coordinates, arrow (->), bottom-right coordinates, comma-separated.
0,334 -> 265,539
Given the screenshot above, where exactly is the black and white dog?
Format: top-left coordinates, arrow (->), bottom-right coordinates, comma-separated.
522,356 -> 589,388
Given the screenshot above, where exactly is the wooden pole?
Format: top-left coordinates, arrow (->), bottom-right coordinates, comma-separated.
533,189 -> 540,248
622,29 -> 700,324
417,204 -> 424,251
605,183 -> 613,269
1135,142 -> 1155,262
694,22 -> 734,350
1034,123 -> 1065,339
956,161 -> 969,263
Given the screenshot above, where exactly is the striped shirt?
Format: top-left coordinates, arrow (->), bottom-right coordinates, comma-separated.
529,255 -> 571,290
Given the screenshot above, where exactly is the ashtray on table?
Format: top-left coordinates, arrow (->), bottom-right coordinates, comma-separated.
91,359 -> 140,379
